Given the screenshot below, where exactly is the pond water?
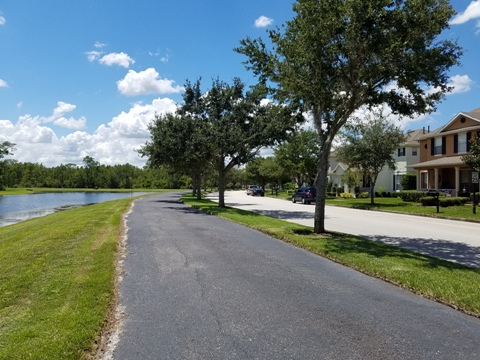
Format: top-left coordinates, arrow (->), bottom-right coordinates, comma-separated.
0,192 -> 149,228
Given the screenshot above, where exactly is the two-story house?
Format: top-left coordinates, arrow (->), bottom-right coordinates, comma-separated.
411,107 -> 480,196
328,129 -> 423,194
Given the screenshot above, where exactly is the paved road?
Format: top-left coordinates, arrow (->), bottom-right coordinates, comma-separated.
206,191 -> 480,268
111,192 -> 480,359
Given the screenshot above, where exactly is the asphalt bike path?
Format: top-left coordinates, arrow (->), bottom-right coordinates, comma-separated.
112,192 -> 480,359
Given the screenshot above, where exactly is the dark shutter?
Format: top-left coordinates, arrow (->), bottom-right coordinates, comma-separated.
467,132 -> 472,152
454,134 -> 458,153
442,136 -> 446,155
431,138 -> 434,156
397,148 -> 400,157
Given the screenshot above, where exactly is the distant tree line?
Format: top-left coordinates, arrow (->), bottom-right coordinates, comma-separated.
0,157 -> 189,190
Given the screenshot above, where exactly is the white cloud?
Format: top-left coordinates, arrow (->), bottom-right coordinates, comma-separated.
99,52 -> 135,68
255,15 -> 273,28
0,98 -> 177,167
0,79 -> 8,88
47,101 -> 87,130
0,16 -> 5,25
450,1 -> 480,25
86,51 -> 102,62
94,41 -> 106,48
446,74 -> 474,94
17,102 -> 23,109
117,68 -> 184,96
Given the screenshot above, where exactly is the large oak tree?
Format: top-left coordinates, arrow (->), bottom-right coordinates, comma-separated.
236,0 -> 462,233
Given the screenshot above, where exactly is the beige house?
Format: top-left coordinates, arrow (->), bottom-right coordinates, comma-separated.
328,129 -> 423,193
411,108 -> 480,196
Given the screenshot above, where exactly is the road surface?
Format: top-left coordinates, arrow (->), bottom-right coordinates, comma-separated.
206,191 -> 480,268
110,192 -> 480,359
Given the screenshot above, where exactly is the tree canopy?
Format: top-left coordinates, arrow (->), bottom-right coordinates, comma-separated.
335,111 -> 406,204
236,0 -> 462,233
462,134 -> 480,172
140,77 -> 297,206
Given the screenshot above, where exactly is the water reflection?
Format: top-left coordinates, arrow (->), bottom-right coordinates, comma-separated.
0,192 -> 148,227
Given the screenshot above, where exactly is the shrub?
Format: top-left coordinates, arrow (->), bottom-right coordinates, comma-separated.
326,192 -> 337,198
398,190 -> 425,202
401,174 -> 417,190
340,192 -> 355,198
420,196 -> 469,207
359,192 -> 369,198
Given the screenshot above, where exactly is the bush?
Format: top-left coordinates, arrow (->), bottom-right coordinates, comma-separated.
340,192 -> 355,198
359,192 -> 369,198
401,174 -> 417,190
420,196 -> 469,207
326,192 -> 337,197
398,190 -> 425,202
283,182 -> 296,191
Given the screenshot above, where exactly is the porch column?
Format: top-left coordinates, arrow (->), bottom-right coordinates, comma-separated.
416,169 -> 421,190
455,167 -> 460,197
434,168 -> 439,190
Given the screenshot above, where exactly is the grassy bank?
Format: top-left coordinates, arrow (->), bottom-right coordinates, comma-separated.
0,198 -> 136,359
181,195 -> 480,318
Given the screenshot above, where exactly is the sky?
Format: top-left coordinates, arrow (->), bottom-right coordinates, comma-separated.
1,1 -> 479,168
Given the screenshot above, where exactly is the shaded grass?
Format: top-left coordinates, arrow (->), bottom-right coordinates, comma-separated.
0,198 -> 136,359
182,195 -> 480,317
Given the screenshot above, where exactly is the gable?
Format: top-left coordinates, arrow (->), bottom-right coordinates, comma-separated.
441,109 -> 480,133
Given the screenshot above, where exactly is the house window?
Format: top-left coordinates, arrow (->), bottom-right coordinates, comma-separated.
458,133 -> 467,153
412,148 -> 417,156
398,148 -> 406,157
434,137 -> 443,155
420,171 -> 428,189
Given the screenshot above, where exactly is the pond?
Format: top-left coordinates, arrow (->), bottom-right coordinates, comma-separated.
0,192 -> 149,228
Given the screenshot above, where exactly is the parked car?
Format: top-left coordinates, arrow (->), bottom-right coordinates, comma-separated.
246,185 -> 265,196
291,187 -> 316,204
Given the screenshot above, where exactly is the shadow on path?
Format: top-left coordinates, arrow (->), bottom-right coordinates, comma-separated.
362,235 -> 480,269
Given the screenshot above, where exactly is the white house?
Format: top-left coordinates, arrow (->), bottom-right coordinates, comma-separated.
328,129 -> 423,194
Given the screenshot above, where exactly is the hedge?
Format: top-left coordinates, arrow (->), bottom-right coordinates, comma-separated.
420,196 -> 470,207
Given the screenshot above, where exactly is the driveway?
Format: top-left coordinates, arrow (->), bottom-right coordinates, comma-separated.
111,192 -> 480,359
206,191 -> 480,268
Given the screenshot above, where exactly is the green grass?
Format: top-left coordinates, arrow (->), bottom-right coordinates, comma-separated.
266,190 -> 480,222
182,194 -> 480,318
0,198 -> 136,359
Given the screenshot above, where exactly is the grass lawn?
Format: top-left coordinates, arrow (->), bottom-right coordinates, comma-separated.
0,198 -> 136,359
181,194 -> 480,318
266,190 -> 480,222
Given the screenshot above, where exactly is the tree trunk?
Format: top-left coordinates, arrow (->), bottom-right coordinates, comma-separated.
218,160 -> 226,208
192,175 -> 197,197
370,183 -> 375,205
314,149 -> 330,234
196,173 -> 202,200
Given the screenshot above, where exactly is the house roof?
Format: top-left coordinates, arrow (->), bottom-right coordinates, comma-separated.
409,155 -> 465,169
418,107 -> 480,140
403,129 -> 424,146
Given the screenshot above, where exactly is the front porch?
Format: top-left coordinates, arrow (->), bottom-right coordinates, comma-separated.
412,156 -> 478,197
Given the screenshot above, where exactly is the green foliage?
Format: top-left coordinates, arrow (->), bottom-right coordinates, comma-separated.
236,0 -> 461,233
420,196 -> 469,207
336,110 -> 406,205
461,134 -> 480,171
398,190 -> 426,202
340,192 -> 355,199
274,129 -> 319,186
401,174 -> 417,191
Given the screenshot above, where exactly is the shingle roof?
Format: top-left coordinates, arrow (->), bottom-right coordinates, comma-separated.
409,155 -> 465,169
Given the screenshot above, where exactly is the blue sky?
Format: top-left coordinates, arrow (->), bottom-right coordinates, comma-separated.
0,1 -> 479,167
